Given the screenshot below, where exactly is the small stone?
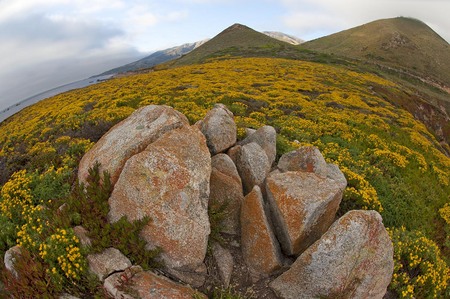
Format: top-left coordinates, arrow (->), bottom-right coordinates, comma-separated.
73,226 -> 91,247
87,248 -> 132,281
212,242 -> 234,288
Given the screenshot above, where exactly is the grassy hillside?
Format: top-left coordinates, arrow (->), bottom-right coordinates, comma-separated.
302,17 -> 450,89
1,57 -> 449,297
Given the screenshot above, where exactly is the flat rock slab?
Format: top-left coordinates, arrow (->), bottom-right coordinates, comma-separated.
270,210 -> 394,299
87,248 -> 131,281
265,171 -> 343,256
78,105 -> 188,186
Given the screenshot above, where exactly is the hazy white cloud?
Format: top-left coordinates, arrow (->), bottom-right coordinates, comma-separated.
280,0 -> 450,41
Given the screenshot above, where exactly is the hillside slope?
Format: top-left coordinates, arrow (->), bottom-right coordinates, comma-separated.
165,23 -> 302,67
302,17 -> 450,88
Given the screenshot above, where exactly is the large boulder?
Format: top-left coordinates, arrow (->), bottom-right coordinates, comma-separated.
241,186 -> 283,280
236,142 -> 271,195
108,125 -> 211,286
199,103 -> 236,155
265,171 -> 343,256
210,154 -> 244,234
78,105 -> 188,186
269,210 -> 394,299
239,125 -> 276,166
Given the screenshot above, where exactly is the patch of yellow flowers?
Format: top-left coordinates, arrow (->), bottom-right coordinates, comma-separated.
388,227 -> 449,298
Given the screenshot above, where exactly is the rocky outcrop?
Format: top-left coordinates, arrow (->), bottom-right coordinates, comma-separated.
265,171 -> 344,256
78,105 -> 188,186
108,125 -> 211,287
210,154 -> 244,234
241,186 -> 283,279
72,104 -> 393,298
270,210 -> 394,299
87,248 -> 132,281
199,103 -> 236,155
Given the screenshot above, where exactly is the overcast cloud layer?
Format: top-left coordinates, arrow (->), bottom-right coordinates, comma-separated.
1,0 -> 449,111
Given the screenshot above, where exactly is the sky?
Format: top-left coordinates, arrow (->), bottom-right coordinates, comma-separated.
0,0 -> 449,111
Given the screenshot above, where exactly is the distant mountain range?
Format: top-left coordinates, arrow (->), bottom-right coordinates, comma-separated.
100,30 -> 303,75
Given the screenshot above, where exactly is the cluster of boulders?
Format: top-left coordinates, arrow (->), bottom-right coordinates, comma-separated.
4,104 -> 394,298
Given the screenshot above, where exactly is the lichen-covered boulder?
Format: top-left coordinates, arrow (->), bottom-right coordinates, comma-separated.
265,171 -> 344,256
269,210 -> 394,299
239,125 -> 276,166
241,186 -> 283,280
277,146 -> 328,178
108,125 -> 211,286
210,154 -> 244,234
199,103 -> 236,155
78,105 -> 188,186
236,142 -> 271,195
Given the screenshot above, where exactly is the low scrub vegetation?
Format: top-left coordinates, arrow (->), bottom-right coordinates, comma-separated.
0,57 -> 449,297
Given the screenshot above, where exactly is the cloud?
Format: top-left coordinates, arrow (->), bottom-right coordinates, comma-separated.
0,0 -> 188,111
279,0 -> 450,42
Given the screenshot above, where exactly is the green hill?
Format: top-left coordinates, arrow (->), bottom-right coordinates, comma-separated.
302,17 -> 450,88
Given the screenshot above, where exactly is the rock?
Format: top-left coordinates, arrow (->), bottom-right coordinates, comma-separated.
245,128 -> 256,137
73,226 -> 91,247
167,263 -> 208,288
236,142 -> 271,195
269,210 -> 394,299
200,103 -> 236,154
211,154 -> 241,184
104,266 -> 143,299
212,242 -> 234,288
78,105 -> 189,186
108,125 -> 211,286
277,146 -> 328,178
327,163 -> 347,188
265,171 -> 343,256
226,145 -> 241,165
210,154 -> 244,234
241,186 -> 283,280
4,245 -> 21,277
131,271 -> 207,299
59,294 -> 81,299
87,248 -> 132,281
239,126 -> 276,166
